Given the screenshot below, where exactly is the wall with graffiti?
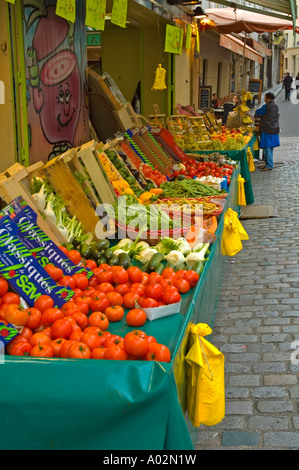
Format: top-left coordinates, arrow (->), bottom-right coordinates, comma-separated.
24,1 -> 90,163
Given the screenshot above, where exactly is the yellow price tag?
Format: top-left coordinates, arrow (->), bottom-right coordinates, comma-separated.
5,0 -> 16,3
111,0 -> 128,28
186,24 -> 192,51
164,25 -> 183,54
56,0 -> 76,23
85,0 -> 106,31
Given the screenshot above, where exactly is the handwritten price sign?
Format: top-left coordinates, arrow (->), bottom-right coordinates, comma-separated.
56,0 -> 76,23
85,0 -> 106,31
164,25 -> 183,55
111,0 -> 128,28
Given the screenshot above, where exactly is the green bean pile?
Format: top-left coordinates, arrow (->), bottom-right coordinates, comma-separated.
160,179 -> 226,198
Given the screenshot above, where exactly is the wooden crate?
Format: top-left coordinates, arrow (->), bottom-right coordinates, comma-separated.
42,154 -> 103,236
0,162 -> 66,245
65,140 -> 116,207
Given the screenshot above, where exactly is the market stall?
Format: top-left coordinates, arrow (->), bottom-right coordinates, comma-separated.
0,133 -> 243,450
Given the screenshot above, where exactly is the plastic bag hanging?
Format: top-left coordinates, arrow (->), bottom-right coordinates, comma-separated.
185,323 -> 225,427
237,174 -> 247,206
221,208 -> 249,256
247,148 -> 255,173
151,64 -> 167,91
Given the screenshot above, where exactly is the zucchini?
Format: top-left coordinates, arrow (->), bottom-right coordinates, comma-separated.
109,254 -> 120,266
154,262 -> 165,274
118,252 -> 130,269
80,242 -> 91,259
97,255 -> 107,265
104,247 -> 114,260
147,252 -> 164,273
98,239 -> 110,253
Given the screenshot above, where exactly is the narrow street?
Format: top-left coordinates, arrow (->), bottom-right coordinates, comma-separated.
196,89 -> 299,450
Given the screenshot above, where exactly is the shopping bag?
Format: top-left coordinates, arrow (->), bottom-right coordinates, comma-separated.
151,64 -> 167,91
247,148 -> 255,173
185,323 -> 225,427
237,174 -> 247,205
221,208 -> 249,256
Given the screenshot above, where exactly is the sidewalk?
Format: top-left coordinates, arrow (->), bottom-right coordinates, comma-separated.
195,142 -> 299,449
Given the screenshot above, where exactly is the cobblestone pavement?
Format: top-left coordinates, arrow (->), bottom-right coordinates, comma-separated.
195,136 -> 299,450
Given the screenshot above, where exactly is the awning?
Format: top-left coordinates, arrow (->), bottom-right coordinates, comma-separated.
203,1 -> 298,31
245,37 -> 272,57
220,34 -> 264,64
205,7 -> 299,34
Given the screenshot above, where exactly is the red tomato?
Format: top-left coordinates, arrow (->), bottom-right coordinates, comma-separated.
74,300 -> 90,315
106,291 -> 123,306
83,286 -> 96,297
88,311 -> 109,330
44,264 -> 63,282
161,286 -> 181,305
123,330 -> 149,357
80,332 -> 107,351
103,334 -> 124,348
69,330 -> 83,341
29,332 -> 52,347
144,283 -> 163,301
183,270 -> 199,288
72,273 -> 89,291
61,300 -> 76,314
140,297 -> 159,308
51,318 -> 73,339
96,282 -> 114,294
1,292 -> 20,305
30,344 -> 54,357
89,295 -> 110,313
19,326 -> 33,341
49,338 -> 68,357
59,339 -> 76,358
162,268 -> 175,278
84,259 -> 97,270
67,341 -> 91,359
123,292 -> 140,310
148,272 -> 163,284
95,269 -> 114,284
0,278 -> 9,296
176,269 -> 187,279
4,304 -> 28,326
8,340 -> 32,356
174,279 -> 191,294
41,308 -> 64,326
127,267 -> 143,284
25,307 -> 42,330
67,250 -> 81,265
34,295 -> 54,313
114,283 -> 130,296
91,346 -> 107,359
112,267 -> 129,285
105,305 -> 124,322
129,283 -> 145,297
59,276 -> 76,290
146,343 -> 171,362
104,345 -> 127,361
58,246 -> 69,255
126,309 -> 147,327
73,288 -> 83,299
140,273 -> 149,285
71,312 -> 89,330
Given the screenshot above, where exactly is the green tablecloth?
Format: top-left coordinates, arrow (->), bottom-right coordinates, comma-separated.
0,169 -> 240,451
186,134 -> 256,205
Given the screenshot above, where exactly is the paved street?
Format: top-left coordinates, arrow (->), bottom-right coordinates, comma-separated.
196,91 -> 299,449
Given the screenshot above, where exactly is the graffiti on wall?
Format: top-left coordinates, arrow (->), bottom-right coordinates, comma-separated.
24,1 -> 89,162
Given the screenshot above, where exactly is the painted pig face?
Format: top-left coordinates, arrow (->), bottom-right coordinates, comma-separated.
39,50 -> 81,145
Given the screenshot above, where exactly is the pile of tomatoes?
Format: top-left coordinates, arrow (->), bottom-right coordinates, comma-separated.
0,261 -> 200,362
172,158 -> 234,185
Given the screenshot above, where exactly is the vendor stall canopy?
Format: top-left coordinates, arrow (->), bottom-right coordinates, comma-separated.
203,1 -> 298,34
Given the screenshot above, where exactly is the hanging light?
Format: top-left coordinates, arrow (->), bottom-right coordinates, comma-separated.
193,6 -> 207,19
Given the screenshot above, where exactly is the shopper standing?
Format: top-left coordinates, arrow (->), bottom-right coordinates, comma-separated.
283,72 -> 293,100
254,92 -> 280,171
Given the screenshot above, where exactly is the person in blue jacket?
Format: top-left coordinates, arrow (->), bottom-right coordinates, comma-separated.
254,92 -> 280,171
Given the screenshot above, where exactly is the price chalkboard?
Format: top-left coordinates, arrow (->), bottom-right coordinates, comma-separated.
248,79 -> 262,101
199,86 -> 212,110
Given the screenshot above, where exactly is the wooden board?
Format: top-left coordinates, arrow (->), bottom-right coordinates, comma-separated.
42,157 -> 102,236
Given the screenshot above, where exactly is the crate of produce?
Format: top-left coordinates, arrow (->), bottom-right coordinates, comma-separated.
0,162 -> 66,245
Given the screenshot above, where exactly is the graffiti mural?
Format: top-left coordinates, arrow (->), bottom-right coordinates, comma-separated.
24,0 -> 90,162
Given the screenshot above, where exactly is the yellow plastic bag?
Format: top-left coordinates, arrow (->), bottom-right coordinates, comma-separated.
185,323 -> 225,427
221,208 -> 249,256
237,174 -> 246,205
247,148 -> 255,173
151,64 -> 167,91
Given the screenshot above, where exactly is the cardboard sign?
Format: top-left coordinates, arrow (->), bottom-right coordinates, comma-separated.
55,0 -> 76,23
85,0 -> 106,31
0,216 -> 75,307
111,0 -> 127,28
0,322 -> 19,346
12,205 -> 93,279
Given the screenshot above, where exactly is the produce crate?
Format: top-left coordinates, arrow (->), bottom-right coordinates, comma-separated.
125,128 -> 167,174
42,153 -> 104,236
0,162 -> 65,245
